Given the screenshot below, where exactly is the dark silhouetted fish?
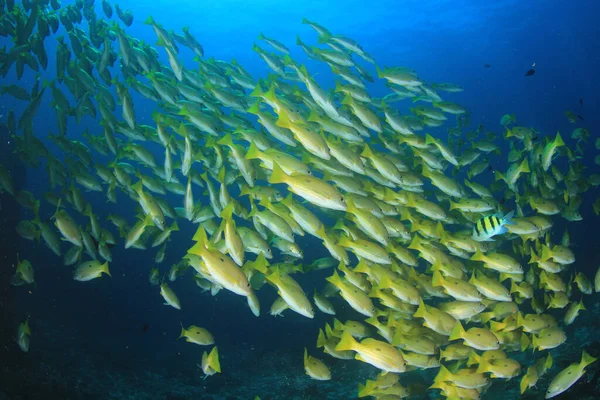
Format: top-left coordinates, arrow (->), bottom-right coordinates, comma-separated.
525,69 -> 535,76
578,115 -> 584,121
484,64 -> 492,68
580,98 -> 583,105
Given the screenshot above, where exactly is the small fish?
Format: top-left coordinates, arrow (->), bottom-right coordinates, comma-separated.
178,324 -> 214,345
472,211 -> 515,242
304,348 -> 331,380
545,350 -> 596,398
483,64 -> 492,68
525,69 -> 536,76
201,346 -> 221,377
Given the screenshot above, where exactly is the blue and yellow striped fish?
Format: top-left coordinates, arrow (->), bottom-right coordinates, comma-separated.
472,210 -> 515,242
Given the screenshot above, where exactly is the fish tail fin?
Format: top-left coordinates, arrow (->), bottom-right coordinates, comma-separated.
357,380 -> 377,397
554,132 -> 565,147
191,225 -> 208,247
516,311 -> 525,328
545,353 -> 553,370
220,202 -> 234,221
519,375 -> 529,394
280,193 -> 293,208
332,318 -> 344,333
470,249 -> 486,262
540,245 -> 552,262
208,346 -> 221,373
264,83 -> 277,103
580,350 -> 597,369
448,321 -> 465,342
431,270 -> 444,287
268,163 -> 288,185
475,357 -> 491,374
131,180 -> 143,194
413,298 -> 428,319
494,170 -> 506,182
578,298 -> 586,311
479,312 -> 493,324
177,322 -> 186,340
102,261 -> 111,277
529,333 -> 537,352
266,268 -> 282,285
275,110 -> 293,129
435,365 -> 453,383
335,329 -> 357,352
378,273 -> 392,289
217,132 -> 234,148
246,101 -> 262,115
316,329 -> 326,348
502,210 -> 515,225
341,94 -> 353,106
326,268 -> 343,288
245,141 -> 262,160
425,133 -> 436,145
249,84 -> 264,99
520,157 -> 530,173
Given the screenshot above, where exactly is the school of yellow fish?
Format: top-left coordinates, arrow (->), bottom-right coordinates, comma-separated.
2,1 -> 600,399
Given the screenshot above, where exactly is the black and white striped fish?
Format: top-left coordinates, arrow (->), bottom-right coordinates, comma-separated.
472,210 -> 515,242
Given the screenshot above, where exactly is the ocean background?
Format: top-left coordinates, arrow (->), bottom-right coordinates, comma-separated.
0,0 -> 599,399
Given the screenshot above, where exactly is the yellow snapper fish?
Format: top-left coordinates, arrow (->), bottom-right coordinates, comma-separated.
269,163 -> 347,211
16,318 -> 31,353
160,281 -> 181,310
540,132 -> 565,171
10,256 -> 35,286
73,261 -> 111,281
266,269 -> 314,319
449,321 -> 500,351
178,324 -> 214,345
335,329 -> 407,373
326,268 -> 376,317
520,353 -> 553,394
187,226 -> 252,297
476,356 -> 521,379
303,348 -> 331,380
433,365 -> 490,389
545,350 -> 596,398
200,346 -> 221,378
52,204 -> 83,247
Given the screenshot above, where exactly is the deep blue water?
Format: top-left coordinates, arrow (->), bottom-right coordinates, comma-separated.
1,1 -> 599,399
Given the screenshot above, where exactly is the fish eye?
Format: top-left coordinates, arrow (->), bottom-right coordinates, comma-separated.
341,197 -> 345,202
